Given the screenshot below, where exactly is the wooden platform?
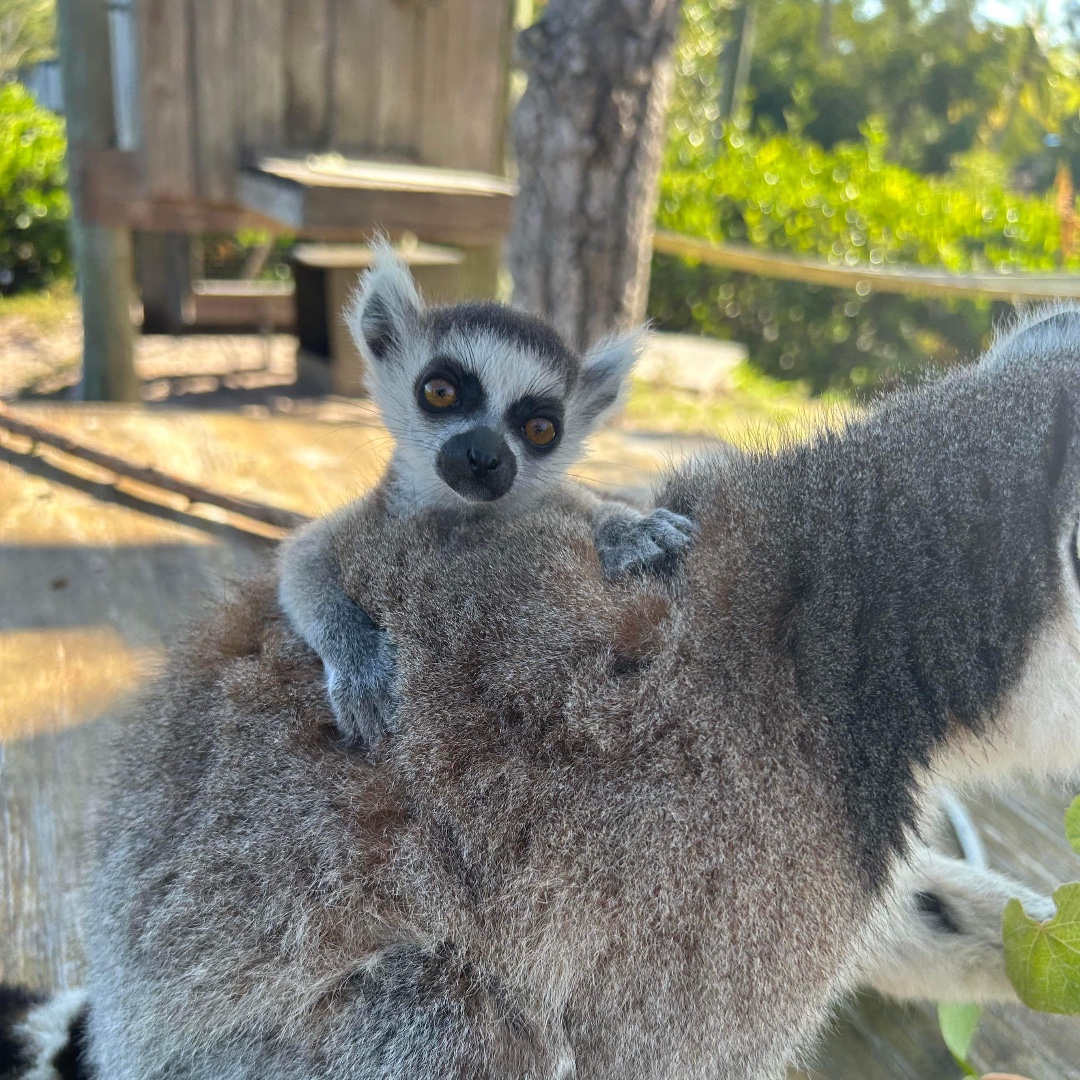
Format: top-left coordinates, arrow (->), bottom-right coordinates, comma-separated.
239,156 -> 516,246
1,404 -> 1078,1077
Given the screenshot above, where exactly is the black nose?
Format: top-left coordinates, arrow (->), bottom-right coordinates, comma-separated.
436,426 -> 517,502
467,445 -> 500,476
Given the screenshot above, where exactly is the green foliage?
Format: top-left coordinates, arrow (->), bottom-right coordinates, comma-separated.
936,1002 -> 981,1075
0,0 -> 56,80
0,81 -> 69,293
1003,796 -> 1080,1015
1004,886 -> 1080,1014
1066,795 -> 1080,853
649,122 -> 1071,391
669,0 -> 1075,179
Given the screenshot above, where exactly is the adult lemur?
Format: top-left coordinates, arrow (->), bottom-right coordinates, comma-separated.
3,308 -> 1078,1079
278,243 -> 696,746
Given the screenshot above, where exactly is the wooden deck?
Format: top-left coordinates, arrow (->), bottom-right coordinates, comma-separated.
1,403 -> 1078,1077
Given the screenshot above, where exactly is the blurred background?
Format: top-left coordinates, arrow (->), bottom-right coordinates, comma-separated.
6,1 -> 1080,406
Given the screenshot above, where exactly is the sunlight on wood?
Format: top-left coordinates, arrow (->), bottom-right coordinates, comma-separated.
0,627 -> 154,740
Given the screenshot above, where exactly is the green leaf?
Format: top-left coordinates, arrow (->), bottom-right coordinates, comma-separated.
1064,796 -> 1080,857
1004,884 -> 1080,1014
937,1001 -> 981,1073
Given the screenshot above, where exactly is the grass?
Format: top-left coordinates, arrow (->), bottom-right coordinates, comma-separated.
622,361 -> 853,445
0,279 -> 76,327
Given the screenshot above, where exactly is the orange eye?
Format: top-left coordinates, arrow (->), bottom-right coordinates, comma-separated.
523,417 -> 557,447
422,377 -> 459,409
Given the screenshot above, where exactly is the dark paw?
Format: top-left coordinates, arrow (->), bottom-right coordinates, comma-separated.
596,508 -> 698,580
325,632 -> 399,750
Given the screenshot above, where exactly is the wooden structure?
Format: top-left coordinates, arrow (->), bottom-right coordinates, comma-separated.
3,401 -> 1080,1076
59,0 -> 517,398
291,240 -> 465,394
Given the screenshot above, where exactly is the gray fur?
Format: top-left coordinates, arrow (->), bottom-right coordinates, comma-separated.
81,307 -> 1080,1078
280,245 -> 694,745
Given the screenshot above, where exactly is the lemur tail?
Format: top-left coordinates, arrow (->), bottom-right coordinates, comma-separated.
0,985 -> 93,1079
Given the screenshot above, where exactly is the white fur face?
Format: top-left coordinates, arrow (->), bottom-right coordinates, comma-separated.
345,244 -> 644,512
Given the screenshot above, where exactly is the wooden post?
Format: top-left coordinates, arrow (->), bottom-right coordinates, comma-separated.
455,245 -> 504,302
135,233 -> 193,335
718,1 -> 755,122
56,0 -> 139,402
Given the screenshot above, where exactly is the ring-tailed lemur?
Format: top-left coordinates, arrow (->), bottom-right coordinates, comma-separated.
5,308 -> 1079,1079
0,844 -> 1053,1079
278,243 -> 696,747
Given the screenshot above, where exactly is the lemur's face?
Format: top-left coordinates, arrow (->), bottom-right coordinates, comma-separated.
346,246 -> 644,511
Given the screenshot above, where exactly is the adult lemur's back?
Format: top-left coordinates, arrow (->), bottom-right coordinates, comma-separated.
69,311 -> 1080,1077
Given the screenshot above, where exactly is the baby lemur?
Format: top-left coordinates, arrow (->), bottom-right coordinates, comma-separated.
279,244 -> 696,747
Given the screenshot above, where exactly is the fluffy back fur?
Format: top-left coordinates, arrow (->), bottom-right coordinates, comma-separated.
83,310 -> 1080,1079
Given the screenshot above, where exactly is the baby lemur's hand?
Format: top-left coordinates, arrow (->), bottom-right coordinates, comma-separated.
595,507 -> 698,580
322,606 -> 400,749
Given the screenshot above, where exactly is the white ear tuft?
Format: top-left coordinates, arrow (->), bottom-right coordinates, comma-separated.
577,326 -> 648,424
344,238 -> 424,366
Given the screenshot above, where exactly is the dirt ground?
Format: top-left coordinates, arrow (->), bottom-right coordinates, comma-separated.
0,287 -> 845,453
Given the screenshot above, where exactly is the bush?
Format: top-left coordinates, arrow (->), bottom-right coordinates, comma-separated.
649,122 -> 1075,392
0,81 -> 70,293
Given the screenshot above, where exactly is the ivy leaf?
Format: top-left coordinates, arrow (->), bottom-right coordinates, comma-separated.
1063,795 -> 1080,857
1003,884 -> 1080,1014
937,1001 -> 981,1073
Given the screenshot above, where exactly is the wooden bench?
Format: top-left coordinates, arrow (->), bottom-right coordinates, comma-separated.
239,156 -> 516,249
190,280 -> 295,334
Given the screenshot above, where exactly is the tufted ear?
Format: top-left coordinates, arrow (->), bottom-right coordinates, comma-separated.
576,327 -> 647,425
345,239 -> 424,365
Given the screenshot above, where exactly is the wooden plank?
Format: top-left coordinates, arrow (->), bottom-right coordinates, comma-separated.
291,241 -> 463,269
373,0 -> 424,155
258,156 -> 517,197
0,404 -> 307,533
79,149 -> 283,235
191,0 -> 238,201
416,0 -> 452,167
654,230 -> 1080,302
285,0 -> 332,149
237,173 -> 514,246
136,0 -> 197,199
237,158 -> 515,246
329,0 -> 382,154
190,280 -> 295,333
418,0 -> 513,172
235,0 -> 286,157
455,0 -> 513,172
0,404 -> 367,988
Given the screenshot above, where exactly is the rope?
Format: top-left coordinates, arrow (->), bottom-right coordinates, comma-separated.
653,230 -> 1080,302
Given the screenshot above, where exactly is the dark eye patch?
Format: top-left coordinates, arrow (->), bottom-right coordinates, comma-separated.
914,891 -> 961,934
414,356 -> 486,416
506,394 -> 564,453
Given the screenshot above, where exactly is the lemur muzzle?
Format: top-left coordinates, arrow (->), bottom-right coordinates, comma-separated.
437,427 -> 517,501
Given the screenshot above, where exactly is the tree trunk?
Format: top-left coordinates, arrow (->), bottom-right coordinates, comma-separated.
508,0 -> 682,351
